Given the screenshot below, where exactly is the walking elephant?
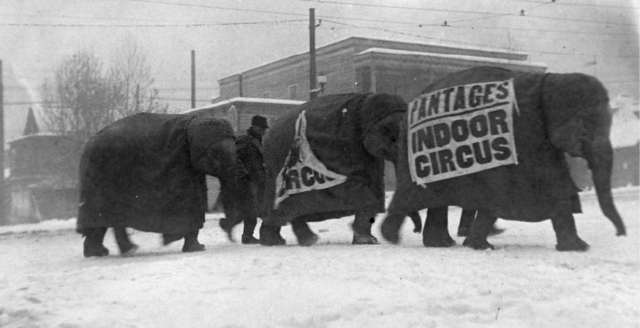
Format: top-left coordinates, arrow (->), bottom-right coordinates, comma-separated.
77,113 -> 249,257
255,93 -> 421,246
381,66 -> 626,251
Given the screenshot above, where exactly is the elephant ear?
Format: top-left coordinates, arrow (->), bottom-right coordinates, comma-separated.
187,118 -> 237,176
542,73 -> 611,156
360,93 -> 408,136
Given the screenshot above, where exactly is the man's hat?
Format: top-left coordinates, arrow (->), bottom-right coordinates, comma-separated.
251,115 -> 269,129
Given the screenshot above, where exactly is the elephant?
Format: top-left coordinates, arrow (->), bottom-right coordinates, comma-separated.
380,66 -> 626,251
76,113 -> 248,257
254,93 -> 422,246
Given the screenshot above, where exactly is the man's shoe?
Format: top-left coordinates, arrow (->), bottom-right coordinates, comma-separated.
241,234 -> 260,245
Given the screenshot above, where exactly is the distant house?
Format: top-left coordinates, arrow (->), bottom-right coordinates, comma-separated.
4,108 -> 82,225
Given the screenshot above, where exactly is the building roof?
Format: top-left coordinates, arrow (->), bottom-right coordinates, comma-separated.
219,36 -> 533,83
183,97 -> 305,114
355,48 -> 547,68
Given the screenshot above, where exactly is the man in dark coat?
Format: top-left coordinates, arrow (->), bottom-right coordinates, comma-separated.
233,115 -> 270,244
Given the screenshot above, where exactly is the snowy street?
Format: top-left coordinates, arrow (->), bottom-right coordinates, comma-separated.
1,188 -> 638,328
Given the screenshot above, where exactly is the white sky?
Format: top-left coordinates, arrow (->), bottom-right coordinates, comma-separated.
1,0 -> 638,145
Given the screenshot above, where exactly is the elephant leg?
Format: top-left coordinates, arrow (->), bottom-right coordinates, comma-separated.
182,230 -> 205,253
241,216 -> 260,245
408,212 -> 422,233
113,226 -> 138,256
380,213 -> 405,244
291,219 -> 319,246
423,207 -> 456,248
82,227 -> 109,258
457,209 -> 476,237
551,200 -> 589,251
352,213 -> 378,245
463,210 -> 498,250
259,223 -> 286,246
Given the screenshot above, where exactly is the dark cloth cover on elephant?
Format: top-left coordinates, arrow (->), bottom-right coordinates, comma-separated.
389,67 -> 582,222
260,93 -> 403,226
77,113 -> 235,235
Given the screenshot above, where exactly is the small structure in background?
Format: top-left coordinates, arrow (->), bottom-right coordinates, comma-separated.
4,108 -> 82,225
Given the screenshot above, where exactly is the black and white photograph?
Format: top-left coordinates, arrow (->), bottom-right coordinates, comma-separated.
0,1 -> 638,327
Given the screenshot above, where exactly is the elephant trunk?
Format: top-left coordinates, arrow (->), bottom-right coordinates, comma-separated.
587,137 -> 626,236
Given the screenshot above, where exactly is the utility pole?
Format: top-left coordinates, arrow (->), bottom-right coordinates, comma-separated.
309,8 -> 317,100
0,60 -> 5,224
191,50 -> 196,109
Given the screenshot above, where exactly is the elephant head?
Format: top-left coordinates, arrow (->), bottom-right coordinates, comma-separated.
187,118 -> 249,228
361,93 -> 408,165
542,73 -> 626,236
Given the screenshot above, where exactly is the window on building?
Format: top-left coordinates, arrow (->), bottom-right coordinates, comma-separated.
288,84 -> 298,99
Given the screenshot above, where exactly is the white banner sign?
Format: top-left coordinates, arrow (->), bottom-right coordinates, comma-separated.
408,79 -> 519,185
274,110 -> 347,208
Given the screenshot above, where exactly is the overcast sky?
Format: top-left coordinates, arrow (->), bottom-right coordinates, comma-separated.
1,0 -> 638,146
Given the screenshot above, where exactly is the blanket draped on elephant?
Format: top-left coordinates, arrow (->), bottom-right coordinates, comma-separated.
260,93 -> 400,226
389,67 -> 582,222
77,113 -> 234,235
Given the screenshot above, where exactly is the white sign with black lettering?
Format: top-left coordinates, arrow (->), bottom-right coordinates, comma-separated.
408,79 -> 519,185
274,110 -> 347,208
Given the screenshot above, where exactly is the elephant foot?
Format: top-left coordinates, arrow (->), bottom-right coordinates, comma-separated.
113,227 -> 139,256
181,230 -> 205,252
463,237 -> 494,250
182,241 -> 205,253
423,232 -> 456,248
292,221 -> 319,247
162,233 -> 183,246
352,233 -> 379,245
241,234 -> 260,245
120,243 -> 139,257
297,234 -> 319,247
218,218 -> 234,242
83,239 -> 110,258
82,228 -> 109,258
259,224 -> 287,246
458,225 -> 505,237
380,214 -> 404,244
556,237 -> 590,252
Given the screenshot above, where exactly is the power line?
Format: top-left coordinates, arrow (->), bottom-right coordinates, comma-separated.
0,19 -> 307,28
320,22 -> 637,38
304,0 -> 637,27
128,0 -> 309,17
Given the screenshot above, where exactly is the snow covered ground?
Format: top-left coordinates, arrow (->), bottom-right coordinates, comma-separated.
1,188 -> 638,328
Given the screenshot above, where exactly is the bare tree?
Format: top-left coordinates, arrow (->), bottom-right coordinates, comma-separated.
40,50 -> 124,143
109,36 -> 169,117
40,39 -> 170,143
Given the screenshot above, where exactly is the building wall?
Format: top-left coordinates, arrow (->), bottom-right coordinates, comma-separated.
217,37 -> 541,103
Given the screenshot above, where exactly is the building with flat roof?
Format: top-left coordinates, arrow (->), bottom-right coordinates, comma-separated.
214,36 -> 546,104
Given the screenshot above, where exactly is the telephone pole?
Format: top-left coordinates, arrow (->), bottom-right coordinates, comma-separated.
191,50 -> 196,109
0,60 -> 5,224
309,8 -> 317,100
